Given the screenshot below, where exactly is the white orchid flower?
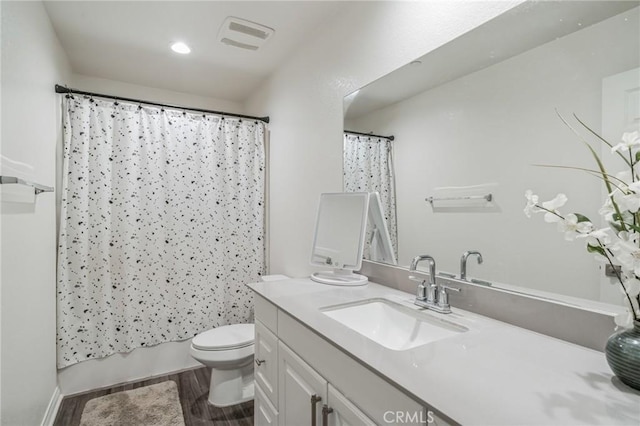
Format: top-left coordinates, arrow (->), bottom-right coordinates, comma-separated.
614,190 -> 640,213
541,193 -> 567,210
616,230 -> 638,244
611,131 -> 640,153
612,235 -> 640,276
604,189 -> 637,224
557,214 -> 594,241
541,193 -> 567,223
576,227 -> 611,246
622,275 -> 640,298
614,311 -> 633,328
524,130 -> 640,325
599,198 -> 616,222
523,190 -> 540,218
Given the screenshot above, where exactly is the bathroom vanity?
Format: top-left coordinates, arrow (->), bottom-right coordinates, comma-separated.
247,278 -> 640,425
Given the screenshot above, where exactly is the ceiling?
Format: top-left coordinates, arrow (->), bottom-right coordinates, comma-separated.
44,1 -> 347,102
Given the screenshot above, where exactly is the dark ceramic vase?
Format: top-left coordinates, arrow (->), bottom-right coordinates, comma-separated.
605,320 -> 640,391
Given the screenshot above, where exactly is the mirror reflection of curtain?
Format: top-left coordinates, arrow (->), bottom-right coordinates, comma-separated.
343,133 -> 397,259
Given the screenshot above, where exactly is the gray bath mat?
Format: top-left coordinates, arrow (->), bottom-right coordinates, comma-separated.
80,381 -> 185,426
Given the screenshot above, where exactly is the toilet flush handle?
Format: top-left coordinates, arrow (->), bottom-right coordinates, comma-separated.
255,359 -> 265,366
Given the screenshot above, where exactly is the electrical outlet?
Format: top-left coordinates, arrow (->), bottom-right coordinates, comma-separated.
605,264 -> 622,277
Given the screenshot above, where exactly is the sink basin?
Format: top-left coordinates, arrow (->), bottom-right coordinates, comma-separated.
321,298 -> 467,350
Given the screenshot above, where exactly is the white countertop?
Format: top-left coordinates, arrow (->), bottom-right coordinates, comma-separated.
247,278 -> 640,426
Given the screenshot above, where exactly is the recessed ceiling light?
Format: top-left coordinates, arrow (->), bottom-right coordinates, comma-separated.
171,42 -> 191,54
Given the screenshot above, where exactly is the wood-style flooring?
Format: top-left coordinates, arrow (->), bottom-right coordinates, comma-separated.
53,367 -> 254,426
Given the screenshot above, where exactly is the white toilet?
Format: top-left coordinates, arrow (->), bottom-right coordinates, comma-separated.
189,274 -> 289,407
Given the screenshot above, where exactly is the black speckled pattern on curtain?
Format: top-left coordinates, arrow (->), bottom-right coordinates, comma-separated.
343,134 -> 397,260
57,96 -> 265,368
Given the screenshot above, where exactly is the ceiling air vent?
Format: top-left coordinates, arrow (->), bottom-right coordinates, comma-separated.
218,17 -> 274,51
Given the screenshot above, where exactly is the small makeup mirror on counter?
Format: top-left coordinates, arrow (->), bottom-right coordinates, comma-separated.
310,192 -> 369,286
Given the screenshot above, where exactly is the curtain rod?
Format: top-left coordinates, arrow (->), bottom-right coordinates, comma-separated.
55,85 -> 270,123
344,130 -> 394,141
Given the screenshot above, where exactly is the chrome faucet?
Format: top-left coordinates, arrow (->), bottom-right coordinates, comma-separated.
460,250 -> 483,280
409,255 -> 460,314
409,255 -> 437,305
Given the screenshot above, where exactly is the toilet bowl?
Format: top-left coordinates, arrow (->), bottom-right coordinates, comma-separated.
190,324 -> 255,407
190,274 -> 289,407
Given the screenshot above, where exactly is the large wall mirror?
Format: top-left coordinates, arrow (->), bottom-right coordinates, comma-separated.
343,1 -> 640,306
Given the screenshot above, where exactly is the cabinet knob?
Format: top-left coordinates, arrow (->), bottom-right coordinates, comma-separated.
255,359 -> 265,366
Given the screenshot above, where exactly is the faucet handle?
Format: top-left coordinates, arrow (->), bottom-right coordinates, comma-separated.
437,284 -> 461,310
440,283 -> 461,293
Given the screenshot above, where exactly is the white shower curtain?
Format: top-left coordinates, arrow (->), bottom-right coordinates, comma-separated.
57,96 -> 265,367
343,133 -> 397,259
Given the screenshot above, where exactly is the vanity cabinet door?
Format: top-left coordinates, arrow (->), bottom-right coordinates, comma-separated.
255,320 -> 279,407
325,384 -> 375,426
278,342 -> 327,426
255,382 -> 279,426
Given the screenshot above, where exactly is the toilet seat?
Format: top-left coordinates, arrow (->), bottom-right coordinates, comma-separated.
190,343 -> 254,367
192,324 -> 255,351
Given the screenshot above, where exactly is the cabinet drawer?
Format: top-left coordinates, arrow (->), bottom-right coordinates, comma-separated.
255,294 -> 278,333
327,383 -> 375,426
255,320 -> 279,407
278,311 -> 427,425
255,384 -> 279,426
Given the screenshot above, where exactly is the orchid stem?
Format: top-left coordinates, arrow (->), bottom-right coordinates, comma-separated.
534,204 -> 565,220
597,239 -> 640,322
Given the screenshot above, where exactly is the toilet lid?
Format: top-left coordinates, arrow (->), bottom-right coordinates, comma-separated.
192,324 -> 255,350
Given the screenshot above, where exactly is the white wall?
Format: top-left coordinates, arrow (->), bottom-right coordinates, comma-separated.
70,74 -> 244,114
346,9 -> 639,301
56,74 -> 240,395
245,0 -> 524,278
0,1 -> 71,424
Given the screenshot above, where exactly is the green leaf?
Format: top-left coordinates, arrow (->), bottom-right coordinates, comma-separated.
587,244 -> 606,257
635,150 -> 640,164
556,110 -> 628,232
624,222 -> 640,233
573,213 -> 591,223
532,164 -> 628,190
574,113 -> 631,167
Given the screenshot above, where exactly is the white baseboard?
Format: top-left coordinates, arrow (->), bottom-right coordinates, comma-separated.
41,386 -> 62,426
